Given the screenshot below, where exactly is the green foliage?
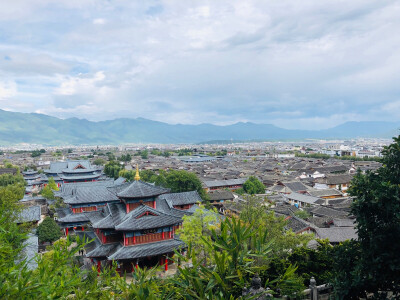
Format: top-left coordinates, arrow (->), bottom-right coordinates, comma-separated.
118,153 -> 132,162
40,185 -> 55,200
107,152 -> 116,161
178,207 -> 220,265
287,240 -> 333,286
165,169 -> 208,200
242,176 -> 265,195
31,150 -> 42,157
104,160 -> 123,179
175,216 -> 305,298
37,217 -> 62,243
335,135 -> 400,298
140,150 -> 148,159
47,177 -> 59,191
239,195 -> 313,259
93,158 -> 106,166
234,187 -> 244,195
294,210 -> 310,220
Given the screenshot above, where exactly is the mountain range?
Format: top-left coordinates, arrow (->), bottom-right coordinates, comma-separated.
0,109 -> 399,145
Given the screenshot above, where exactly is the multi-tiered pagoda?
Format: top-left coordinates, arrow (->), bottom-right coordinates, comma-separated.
45,160 -> 102,185
57,167 -> 202,272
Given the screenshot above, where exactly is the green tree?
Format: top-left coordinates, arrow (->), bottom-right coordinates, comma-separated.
47,177 -> 59,191
93,158 -> 106,166
40,185 -> 55,200
335,135 -> 400,298
140,150 -> 148,159
165,169 -> 208,200
107,152 -> 116,161
294,210 -> 310,220
118,153 -> 132,163
37,217 -> 62,243
239,195 -> 313,259
104,160 -> 123,179
178,206 -> 220,265
243,176 -> 265,194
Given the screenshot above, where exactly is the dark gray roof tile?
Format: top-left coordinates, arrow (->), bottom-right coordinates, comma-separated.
108,239 -> 185,260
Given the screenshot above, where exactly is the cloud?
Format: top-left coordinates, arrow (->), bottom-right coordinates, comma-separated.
93,18 -> 106,25
0,0 -> 399,129
0,81 -> 17,100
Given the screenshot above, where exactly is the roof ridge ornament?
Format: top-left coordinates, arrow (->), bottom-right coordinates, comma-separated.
134,164 -> 140,181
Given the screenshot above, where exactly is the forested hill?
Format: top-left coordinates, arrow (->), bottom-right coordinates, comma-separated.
0,109 -> 399,145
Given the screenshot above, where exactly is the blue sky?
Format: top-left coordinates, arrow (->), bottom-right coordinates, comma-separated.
0,0 -> 399,129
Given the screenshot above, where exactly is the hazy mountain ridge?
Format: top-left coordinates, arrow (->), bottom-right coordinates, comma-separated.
0,110 -> 399,145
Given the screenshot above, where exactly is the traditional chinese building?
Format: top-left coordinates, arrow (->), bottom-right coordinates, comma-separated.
58,168 -> 202,272
23,170 -> 47,194
44,160 -> 103,186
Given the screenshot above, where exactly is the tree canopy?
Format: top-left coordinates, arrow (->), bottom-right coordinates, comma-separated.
242,176 -> 265,194
104,160 -> 123,179
37,217 -> 62,243
336,135 -> 400,298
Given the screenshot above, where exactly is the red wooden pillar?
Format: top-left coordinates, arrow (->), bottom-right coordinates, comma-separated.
81,226 -> 84,231
153,201 -> 156,209
165,256 -> 168,271
169,230 -> 172,239
162,231 -> 165,239
133,235 -> 136,244
65,227 -> 69,236
97,261 -> 101,273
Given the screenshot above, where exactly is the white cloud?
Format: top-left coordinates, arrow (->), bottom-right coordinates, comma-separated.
0,81 -> 17,100
93,18 -> 106,25
0,0 -> 399,129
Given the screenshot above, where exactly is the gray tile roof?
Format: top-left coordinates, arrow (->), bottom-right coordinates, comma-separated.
208,190 -> 235,201
311,206 -> 349,218
108,239 -> 185,260
86,243 -> 121,258
203,178 -> 247,188
155,197 -> 192,218
158,191 -> 202,206
307,188 -> 343,198
57,211 -> 94,223
281,181 -> 309,192
315,227 -> 357,243
284,192 -> 320,205
91,203 -> 127,229
17,206 -> 41,223
19,234 -> 38,270
113,180 -> 169,198
285,216 -> 312,233
315,174 -> 354,185
63,186 -> 119,204
115,205 -> 181,231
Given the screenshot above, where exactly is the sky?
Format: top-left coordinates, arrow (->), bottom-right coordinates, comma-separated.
0,0 -> 399,130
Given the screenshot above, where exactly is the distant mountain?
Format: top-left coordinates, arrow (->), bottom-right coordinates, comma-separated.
0,109 -> 399,145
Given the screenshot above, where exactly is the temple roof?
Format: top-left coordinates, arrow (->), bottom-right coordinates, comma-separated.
57,211 -> 97,224
60,173 -> 102,181
91,203 -> 127,229
158,191 -> 202,206
115,205 -> 181,231
63,186 -> 119,204
108,239 -> 185,260
86,242 -> 121,258
113,180 -> 169,199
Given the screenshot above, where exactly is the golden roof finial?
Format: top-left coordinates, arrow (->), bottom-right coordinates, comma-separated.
134,164 -> 140,181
